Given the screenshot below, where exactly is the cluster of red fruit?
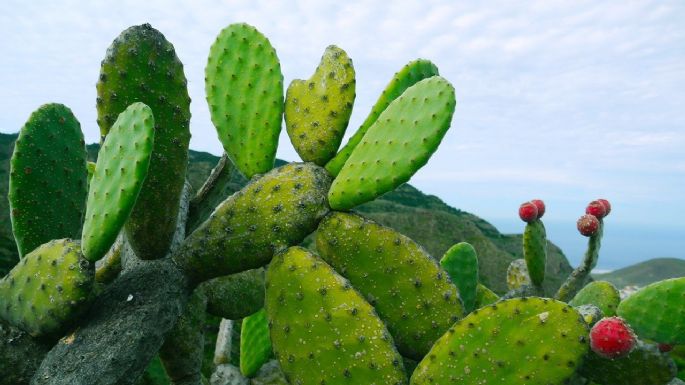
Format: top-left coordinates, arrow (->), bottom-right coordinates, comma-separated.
518,198 -> 612,237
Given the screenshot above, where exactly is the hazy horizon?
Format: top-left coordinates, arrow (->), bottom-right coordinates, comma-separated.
1,1 -> 683,271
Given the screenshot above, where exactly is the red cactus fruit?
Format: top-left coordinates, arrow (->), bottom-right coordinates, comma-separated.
519,202 -> 538,223
577,214 -> 600,236
530,199 -> 546,219
597,198 -> 611,216
586,200 -> 607,219
590,317 -> 637,359
658,343 -> 674,353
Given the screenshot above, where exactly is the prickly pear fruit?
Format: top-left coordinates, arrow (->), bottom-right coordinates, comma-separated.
580,341 -> 677,385
474,283 -> 499,308
569,280 -> 620,317
531,199 -> 546,218
523,218 -> 547,286
265,247 -> 408,385
440,242 -> 478,313
597,198 -> 612,215
411,298 -> 590,385
617,277 -> 685,344
590,316 -> 637,359
205,23 -> 283,178
97,23 -> 191,260
577,214 -> 600,236
586,200 -> 608,219
316,212 -> 463,360
285,45 -> 355,166
9,104 -> 87,257
328,76 -> 456,210
173,163 -> 331,284
506,258 -> 531,290
325,59 -> 439,176
240,309 -> 272,377
518,201 -> 538,223
82,103 -> 155,262
0,239 -> 93,337
200,268 -> 266,320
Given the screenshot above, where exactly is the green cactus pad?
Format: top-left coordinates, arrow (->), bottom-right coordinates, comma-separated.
97,23 -> 191,260
200,268 -> 266,320
82,103 -> 155,262
523,219 -> 547,286
205,23 -> 283,178
316,212 -> 463,360
411,297 -> 589,385
617,277 -> 685,344
325,59 -> 439,176
173,163 -> 331,284
0,239 -> 93,337
9,104 -> 87,257
474,283 -> 499,309
579,341 -> 677,385
240,309 -> 272,377
507,258 -> 532,290
440,242 -> 478,313
266,247 -> 408,385
86,161 -> 96,187
328,76 -> 455,210
285,45 -> 355,165
569,280 -> 620,317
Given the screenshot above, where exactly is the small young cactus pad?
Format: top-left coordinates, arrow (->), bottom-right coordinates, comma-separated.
325,59 -> 439,176
617,277 -> 685,344
285,45 -> 355,165
523,218 -> 547,286
81,103 -> 155,262
327,76 -> 456,210
411,297 -> 590,385
97,23 -> 191,260
316,212 -> 464,360
569,280 -> 620,317
265,247 -> 408,385
0,239 -> 93,337
240,309 -> 272,377
173,163 -> 331,284
9,103 -> 87,257
205,23 -> 284,178
440,242 -> 479,313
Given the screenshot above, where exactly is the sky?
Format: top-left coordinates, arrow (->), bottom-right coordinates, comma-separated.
0,0 -> 683,270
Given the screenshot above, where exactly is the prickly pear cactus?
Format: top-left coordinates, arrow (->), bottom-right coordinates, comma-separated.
9,103 -> 87,257
328,76 -> 455,210
81,102 -> 155,262
240,309 -> 271,377
440,242 -> 478,313
201,268 -> 266,320
205,23 -> 283,178
173,163 -> 331,284
411,297 -> 590,385
97,23 -> 191,261
617,277 -> 685,344
579,341 -> 677,385
285,45 -> 355,165
266,247 -> 408,385
325,59 -> 439,176
506,258 -> 531,290
0,239 -> 93,337
474,283 -> 499,309
316,212 -> 463,360
523,219 -> 547,286
569,280 -> 620,317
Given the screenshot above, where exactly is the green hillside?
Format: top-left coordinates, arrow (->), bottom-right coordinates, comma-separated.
593,258 -> 685,288
0,132 -> 574,294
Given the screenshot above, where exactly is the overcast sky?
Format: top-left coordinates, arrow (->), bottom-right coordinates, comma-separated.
1,0 -> 683,270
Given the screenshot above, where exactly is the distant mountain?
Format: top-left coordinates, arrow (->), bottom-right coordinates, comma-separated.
0,132 -> 575,294
593,258 -> 685,288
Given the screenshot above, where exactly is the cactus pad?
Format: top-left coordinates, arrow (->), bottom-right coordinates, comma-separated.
9,104 -> 87,257
325,59 -> 439,176
0,239 -> 93,337
474,283 -> 499,309
240,308 -> 272,377
201,268 -> 266,320
285,45 -> 355,165
97,23 -> 191,260
205,23 -> 283,178
82,103 -> 155,262
440,242 -> 479,313
411,297 -> 589,384
173,163 -> 331,284
569,280 -> 620,317
579,341 -> 677,385
316,212 -> 463,360
523,219 -> 547,286
266,247 -> 408,385
617,277 -> 685,344
328,76 -> 455,210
